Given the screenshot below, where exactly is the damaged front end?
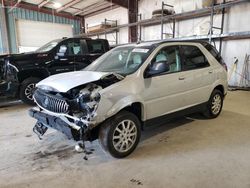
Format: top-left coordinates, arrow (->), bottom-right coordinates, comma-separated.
29,72 -> 123,147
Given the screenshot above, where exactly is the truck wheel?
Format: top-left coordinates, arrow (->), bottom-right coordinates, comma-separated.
203,89 -> 223,118
20,77 -> 40,105
99,111 -> 141,158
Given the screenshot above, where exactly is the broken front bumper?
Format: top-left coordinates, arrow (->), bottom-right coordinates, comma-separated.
29,108 -> 81,140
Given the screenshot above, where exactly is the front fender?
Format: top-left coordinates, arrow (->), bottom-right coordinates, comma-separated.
95,94 -> 145,124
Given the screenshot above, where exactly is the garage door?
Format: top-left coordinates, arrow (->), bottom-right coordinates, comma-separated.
16,19 -> 73,52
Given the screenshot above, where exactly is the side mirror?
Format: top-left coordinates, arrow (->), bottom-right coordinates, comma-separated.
56,45 -> 67,57
145,61 -> 169,78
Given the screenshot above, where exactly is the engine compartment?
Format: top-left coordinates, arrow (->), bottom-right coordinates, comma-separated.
71,83 -> 102,122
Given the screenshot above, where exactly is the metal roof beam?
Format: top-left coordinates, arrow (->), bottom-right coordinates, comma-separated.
83,4 -> 119,17
38,0 -> 51,8
3,1 -> 81,20
105,0 -> 128,8
9,0 -> 22,12
57,0 -> 82,13
73,1 -> 110,16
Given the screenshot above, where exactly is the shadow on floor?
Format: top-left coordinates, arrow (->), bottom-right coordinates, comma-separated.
141,113 -> 207,142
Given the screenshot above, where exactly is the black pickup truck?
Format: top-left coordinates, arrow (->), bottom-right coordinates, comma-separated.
0,37 -> 109,105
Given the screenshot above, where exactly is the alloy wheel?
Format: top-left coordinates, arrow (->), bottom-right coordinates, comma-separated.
211,94 -> 222,115
112,119 -> 138,153
24,83 -> 35,100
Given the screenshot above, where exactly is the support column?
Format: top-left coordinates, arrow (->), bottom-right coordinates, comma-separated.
79,16 -> 85,34
128,0 -> 138,42
0,5 -> 10,54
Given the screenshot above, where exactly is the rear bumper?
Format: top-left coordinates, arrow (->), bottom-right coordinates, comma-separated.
29,108 -> 80,140
0,80 -> 19,97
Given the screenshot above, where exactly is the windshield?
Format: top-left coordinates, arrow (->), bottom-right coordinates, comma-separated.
36,39 -> 62,52
85,45 -> 153,76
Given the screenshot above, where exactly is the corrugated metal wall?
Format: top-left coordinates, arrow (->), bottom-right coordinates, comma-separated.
0,7 -> 4,54
1,7 -> 81,53
0,7 -> 9,54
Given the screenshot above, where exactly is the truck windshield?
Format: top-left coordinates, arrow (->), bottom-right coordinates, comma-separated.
36,39 -> 61,52
85,45 -> 153,76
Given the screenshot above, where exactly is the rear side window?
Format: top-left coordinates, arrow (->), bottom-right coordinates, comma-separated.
181,45 -> 209,70
68,42 -> 81,55
87,40 -> 105,54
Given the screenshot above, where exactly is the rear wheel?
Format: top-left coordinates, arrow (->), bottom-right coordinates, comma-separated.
99,111 -> 141,158
203,89 -> 223,118
19,77 -> 40,105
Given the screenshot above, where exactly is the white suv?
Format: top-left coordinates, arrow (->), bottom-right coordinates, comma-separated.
29,41 -> 227,158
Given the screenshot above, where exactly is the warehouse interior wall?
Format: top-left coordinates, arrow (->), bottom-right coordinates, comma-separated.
84,0 -> 250,86
139,0 -> 250,38
0,7 -> 81,54
138,0 -> 250,87
85,7 -> 128,45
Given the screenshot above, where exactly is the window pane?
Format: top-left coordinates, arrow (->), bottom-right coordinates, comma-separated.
87,40 -> 105,53
181,45 -> 209,70
153,46 -> 181,73
62,41 -> 82,56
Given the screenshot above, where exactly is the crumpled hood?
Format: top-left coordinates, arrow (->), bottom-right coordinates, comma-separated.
37,71 -> 118,93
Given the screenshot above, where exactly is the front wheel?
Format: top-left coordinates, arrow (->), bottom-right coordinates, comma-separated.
99,111 -> 141,158
19,77 -> 40,105
203,89 -> 224,118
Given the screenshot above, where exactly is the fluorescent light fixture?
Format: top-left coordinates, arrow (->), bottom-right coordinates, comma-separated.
53,2 -> 62,8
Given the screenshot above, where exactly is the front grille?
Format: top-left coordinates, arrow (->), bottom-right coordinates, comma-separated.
34,89 -> 69,114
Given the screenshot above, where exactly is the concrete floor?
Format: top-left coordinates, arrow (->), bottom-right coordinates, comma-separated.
0,91 -> 250,188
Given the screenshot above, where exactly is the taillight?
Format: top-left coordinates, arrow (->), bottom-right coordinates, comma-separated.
221,62 -> 228,72
220,58 -> 227,72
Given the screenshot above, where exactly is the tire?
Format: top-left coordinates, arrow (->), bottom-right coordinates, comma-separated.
99,111 -> 141,158
19,77 -> 40,105
203,89 -> 224,118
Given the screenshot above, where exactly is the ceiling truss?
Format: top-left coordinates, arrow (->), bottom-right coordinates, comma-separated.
3,0 -> 124,18
38,0 -> 51,8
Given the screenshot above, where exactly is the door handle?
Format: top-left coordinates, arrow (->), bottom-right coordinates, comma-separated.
179,77 -> 185,80
208,70 -> 213,74
60,58 -> 68,61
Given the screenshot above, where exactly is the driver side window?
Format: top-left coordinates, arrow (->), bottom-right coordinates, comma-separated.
152,46 -> 181,74
57,40 -> 82,57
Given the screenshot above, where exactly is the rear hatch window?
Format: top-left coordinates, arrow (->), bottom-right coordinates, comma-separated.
203,42 -> 227,71
203,43 -> 222,63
